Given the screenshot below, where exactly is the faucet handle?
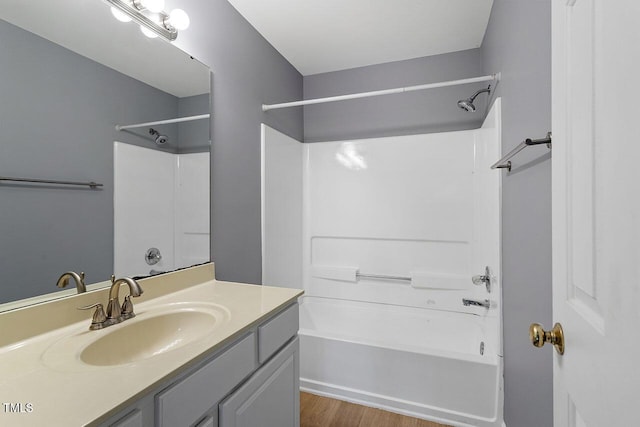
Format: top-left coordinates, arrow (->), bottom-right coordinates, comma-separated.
78,303 -> 107,330
121,295 -> 136,320
106,297 -> 123,322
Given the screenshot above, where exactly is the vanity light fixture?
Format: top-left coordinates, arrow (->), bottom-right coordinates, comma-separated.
105,0 -> 190,41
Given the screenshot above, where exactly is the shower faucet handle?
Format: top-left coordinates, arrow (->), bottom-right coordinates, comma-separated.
145,247 -> 162,265
472,266 -> 492,292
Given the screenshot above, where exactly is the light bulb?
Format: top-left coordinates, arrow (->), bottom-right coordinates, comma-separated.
169,9 -> 190,30
140,0 -> 165,13
111,7 -> 132,22
140,25 -> 159,38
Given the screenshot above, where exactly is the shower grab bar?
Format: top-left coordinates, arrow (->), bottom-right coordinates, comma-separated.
115,113 -> 211,131
491,132 -> 552,172
0,176 -> 103,189
356,273 -> 412,282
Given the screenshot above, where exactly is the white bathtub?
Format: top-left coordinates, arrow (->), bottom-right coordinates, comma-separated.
299,296 -> 504,427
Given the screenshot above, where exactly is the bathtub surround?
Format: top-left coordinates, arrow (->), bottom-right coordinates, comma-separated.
262,99 -> 502,425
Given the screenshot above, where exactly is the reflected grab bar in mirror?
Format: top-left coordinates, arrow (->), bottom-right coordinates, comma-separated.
0,176 -> 103,189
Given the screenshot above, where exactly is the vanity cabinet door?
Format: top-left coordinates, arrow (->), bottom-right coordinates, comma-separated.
99,396 -> 154,427
219,337 -> 299,427
195,415 -> 216,427
156,333 -> 257,427
110,409 -> 143,427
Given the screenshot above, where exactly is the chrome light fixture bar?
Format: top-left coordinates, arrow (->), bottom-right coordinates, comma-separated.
106,0 -> 177,41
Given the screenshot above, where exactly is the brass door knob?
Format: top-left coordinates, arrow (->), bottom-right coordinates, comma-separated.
529,322 -> 564,355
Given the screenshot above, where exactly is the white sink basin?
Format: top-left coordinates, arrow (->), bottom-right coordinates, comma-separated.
81,310 -> 218,366
42,303 -> 230,369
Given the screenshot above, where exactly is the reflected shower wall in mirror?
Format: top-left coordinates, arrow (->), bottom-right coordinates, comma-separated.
0,1 -> 211,305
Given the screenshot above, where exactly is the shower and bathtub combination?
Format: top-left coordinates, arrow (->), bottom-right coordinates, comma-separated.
262,93 -> 503,426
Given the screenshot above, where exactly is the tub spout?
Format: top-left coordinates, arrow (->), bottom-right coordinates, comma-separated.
462,298 -> 490,309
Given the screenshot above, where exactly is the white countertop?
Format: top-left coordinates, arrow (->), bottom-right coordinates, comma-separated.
0,264 -> 302,426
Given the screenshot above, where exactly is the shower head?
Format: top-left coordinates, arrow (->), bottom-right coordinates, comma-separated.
457,85 -> 491,112
457,99 -> 476,112
149,128 -> 168,145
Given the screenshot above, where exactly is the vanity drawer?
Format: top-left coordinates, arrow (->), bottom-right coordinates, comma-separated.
258,303 -> 299,363
155,333 -> 257,427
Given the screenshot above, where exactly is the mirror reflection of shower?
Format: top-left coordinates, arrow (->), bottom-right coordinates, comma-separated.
457,85 -> 491,112
114,142 -> 210,278
149,128 -> 168,145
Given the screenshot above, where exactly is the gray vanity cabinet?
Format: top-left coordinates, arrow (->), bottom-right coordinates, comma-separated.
110,409 -> 144,427
156,332 -> 257,427
102,302 -> 299,427
195,416 -> 216,427
219,337 -> 299,427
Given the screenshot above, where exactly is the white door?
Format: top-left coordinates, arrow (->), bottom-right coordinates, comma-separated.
551,0 -> 640,425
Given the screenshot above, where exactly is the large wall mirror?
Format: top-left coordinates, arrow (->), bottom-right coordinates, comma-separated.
0,1 -> 211,308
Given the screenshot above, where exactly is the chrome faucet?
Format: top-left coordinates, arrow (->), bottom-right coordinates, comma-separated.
462,298 -> 490,309
56,271 -> 86,294
106,275 -> 144,324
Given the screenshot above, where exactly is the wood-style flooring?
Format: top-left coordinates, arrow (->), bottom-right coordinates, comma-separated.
300,392 -> 451,427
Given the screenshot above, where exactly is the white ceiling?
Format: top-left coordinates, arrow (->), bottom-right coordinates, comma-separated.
1,0 -> 209,97
227,0 -> 494,76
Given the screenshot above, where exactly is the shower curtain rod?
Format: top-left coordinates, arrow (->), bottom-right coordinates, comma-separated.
262,73 -> 501,111
115,113 -> 211,131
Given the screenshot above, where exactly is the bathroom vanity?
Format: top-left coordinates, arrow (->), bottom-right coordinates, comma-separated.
102,304 -> 299,427
0,263 -> 303,427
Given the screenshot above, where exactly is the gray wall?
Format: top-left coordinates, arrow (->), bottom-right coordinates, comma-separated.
172,0 -> 303,284
482,1 -> 553,427
0,20 -> 184,302
303,49 -> 485,142
178,94 -> 211,153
